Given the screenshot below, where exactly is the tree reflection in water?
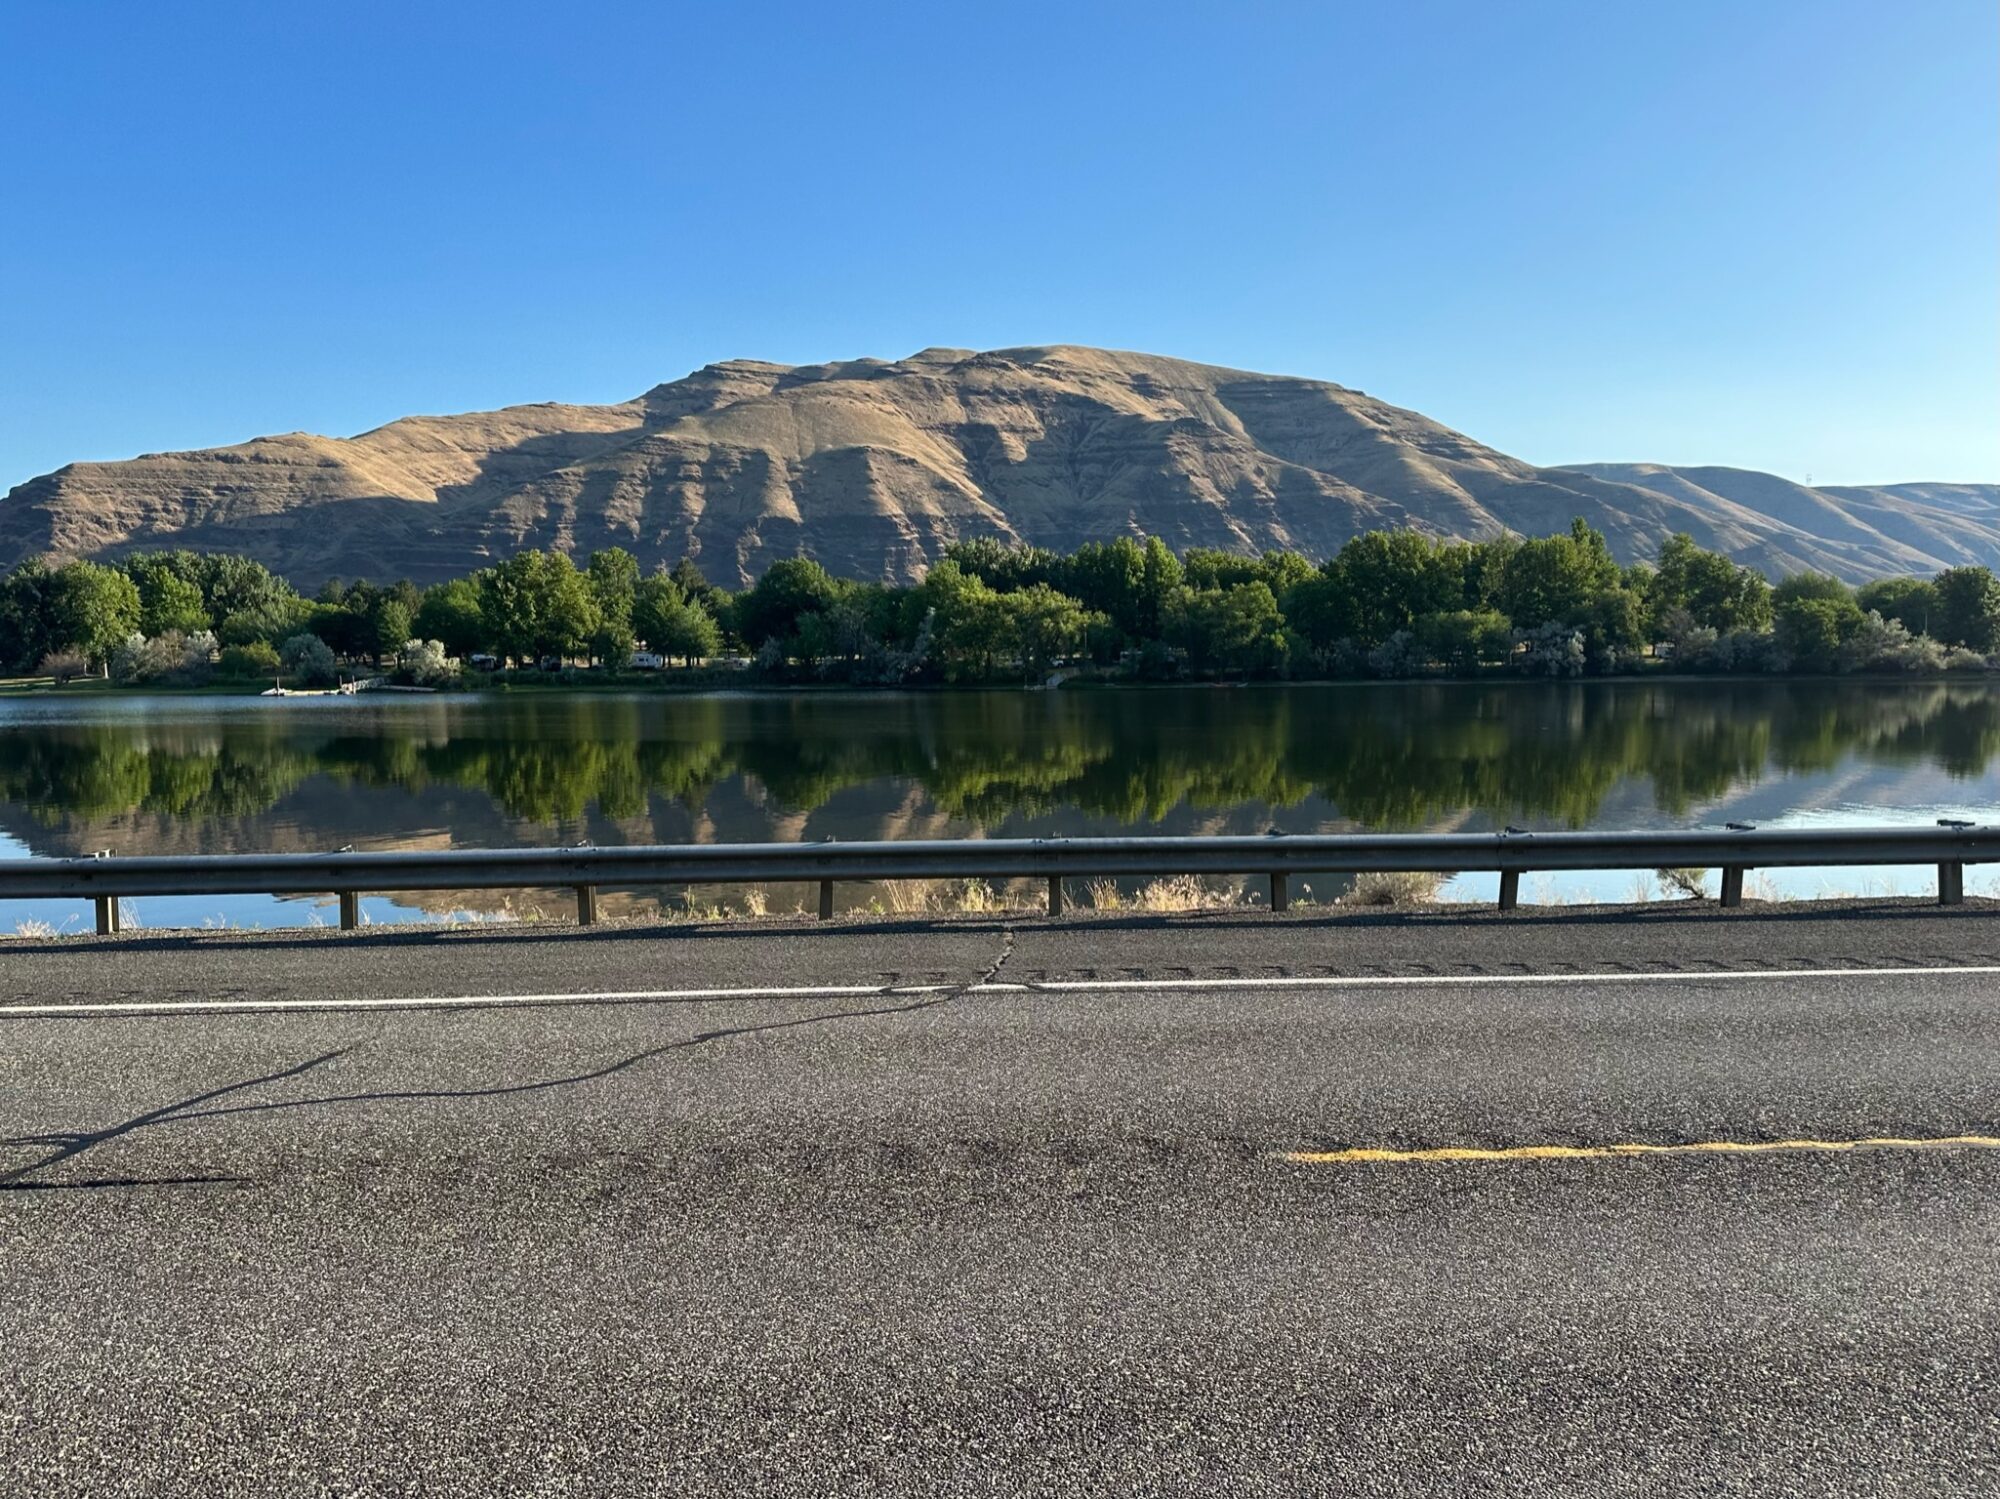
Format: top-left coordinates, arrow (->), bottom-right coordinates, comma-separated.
1,682 -> 1998,860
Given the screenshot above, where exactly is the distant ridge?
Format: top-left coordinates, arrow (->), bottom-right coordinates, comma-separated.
3,346 -> 1993,587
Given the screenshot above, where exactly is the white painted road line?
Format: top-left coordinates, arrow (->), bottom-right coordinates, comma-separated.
3,963 -> 1999,1017
0,983 -> 953,1018
1013,964 -> 2000,991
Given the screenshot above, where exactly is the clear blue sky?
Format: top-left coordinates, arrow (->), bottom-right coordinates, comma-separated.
3,0 -> 1993,493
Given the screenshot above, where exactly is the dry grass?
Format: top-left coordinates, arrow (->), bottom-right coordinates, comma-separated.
950,879 -> 1002,914
1085,879 -> 1124,911
740,887 -> 769,918
1342,870 -> 1449,907
1655,867 -> 1710,900
11,919 -> 62,938
1130,874 -> 1247,913
876,878 -> 1008,916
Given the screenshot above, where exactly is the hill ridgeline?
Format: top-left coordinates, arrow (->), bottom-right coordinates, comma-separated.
3,345 -> 1992,587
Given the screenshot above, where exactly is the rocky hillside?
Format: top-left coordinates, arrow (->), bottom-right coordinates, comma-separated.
3,345 -> 1992,587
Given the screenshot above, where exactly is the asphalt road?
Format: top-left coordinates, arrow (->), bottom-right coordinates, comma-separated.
6,905 -> 2000,1495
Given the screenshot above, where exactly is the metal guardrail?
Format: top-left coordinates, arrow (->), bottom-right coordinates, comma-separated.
3,824 -> 1995,934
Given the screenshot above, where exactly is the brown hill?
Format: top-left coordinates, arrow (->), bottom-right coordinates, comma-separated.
3,345 -> 1993,587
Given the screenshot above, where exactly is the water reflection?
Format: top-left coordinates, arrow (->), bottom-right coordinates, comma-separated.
2,681 -> 1998,924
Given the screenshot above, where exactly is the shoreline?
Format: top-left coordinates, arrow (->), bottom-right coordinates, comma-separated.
4,665 -> 1999,700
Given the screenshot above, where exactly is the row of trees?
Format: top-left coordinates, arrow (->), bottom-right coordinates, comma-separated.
6,523 -> 2000,684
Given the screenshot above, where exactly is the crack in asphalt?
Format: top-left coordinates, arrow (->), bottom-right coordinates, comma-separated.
0,932 -> 1018,1190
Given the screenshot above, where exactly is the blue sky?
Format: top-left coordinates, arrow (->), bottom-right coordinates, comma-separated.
2,0 -> 1993,492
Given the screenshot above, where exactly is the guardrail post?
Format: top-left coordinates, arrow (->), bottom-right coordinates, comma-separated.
1720,868 -> 1745,908
1498,871 -> 1520,912
94,896 -> 120,936
1940,862 -> 1965,906
1269,872 -> 1288,913
575,885 -> 598,925
338,891 -> 361,930
817,880 -> 834,920
1047,876 -> 1064,916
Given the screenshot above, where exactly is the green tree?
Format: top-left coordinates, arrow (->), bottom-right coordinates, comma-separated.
634,575 -> 722,663
667,558 -> 734,633
733,557 -> 841,648
1462,536 -> 1519,611
1319,531 -> 1465,646
0,560 -> 59,672
126,555 -> 212,637
198,554 -> 295,623
943,539 -> 1060,592
279,632 -> 339,687
477,550 -> 602,663
917,562 -> 1011,679
1932,567 -> 2000,652
1277,569 -> 1350,651
1181,549 -> 1263,592
1776,595 -> 1864,671
1649,533 -> 1772,634
1415,609 -> 1512,671
659,597 -> 722,663
999,584 -> 1098,679
305,601 -> 375,659
1497,519 -> 1621,630
50,562 -> 141,667
586,548 -> 641,664
1580,586 -> 1647,665
413,578 -> 488,657
1164,583 -> 1289,675
1771,571 -> 1853,608
1855,577 -> 1938,636
370,598 -> 414,662
1258,550 -> 1317,597
1057,537 -> 1180,641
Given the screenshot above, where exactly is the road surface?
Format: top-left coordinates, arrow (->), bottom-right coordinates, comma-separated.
6,904 -> 2000,1494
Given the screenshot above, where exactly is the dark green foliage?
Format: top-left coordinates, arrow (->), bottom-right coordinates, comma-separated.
51,563 -> 142,666
1776,594 -> 1865,670
3,521 -> 1991,685
1932,567 -> 2000,652
1497,519 -> 1621,631
634,575 -> 722,663
413,578 -> 488,657
1855,577 -> 1937,635
585,548 -> 641,664
1650,533 -> 1772,633
476,550 -> 601,663
732,557 -> 842,648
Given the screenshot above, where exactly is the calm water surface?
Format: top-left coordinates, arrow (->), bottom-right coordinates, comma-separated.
4,681 -> 1998,930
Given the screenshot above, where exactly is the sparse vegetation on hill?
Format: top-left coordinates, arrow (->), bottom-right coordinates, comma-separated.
5,347 -> 1997,591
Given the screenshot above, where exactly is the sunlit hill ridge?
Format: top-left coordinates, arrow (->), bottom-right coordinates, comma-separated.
4,347 -> 1995,588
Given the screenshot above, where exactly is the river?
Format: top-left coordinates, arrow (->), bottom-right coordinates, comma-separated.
4,680 -> 1999,931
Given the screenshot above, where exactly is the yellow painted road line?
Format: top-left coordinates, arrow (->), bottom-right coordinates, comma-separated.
1285,1135 -> 2000,1165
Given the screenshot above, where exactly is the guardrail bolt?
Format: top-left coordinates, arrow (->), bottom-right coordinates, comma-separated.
94,896 -> 121,936
1269,872 -> 1288,913
1940,862 -> 1965,906
575,885 -> 598,926
338,891 -> 361,930
1720,868 -> 1745,908
818,880 -> 834,921
1498,871 -> 1521,912
1047,876 -> 1064,917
